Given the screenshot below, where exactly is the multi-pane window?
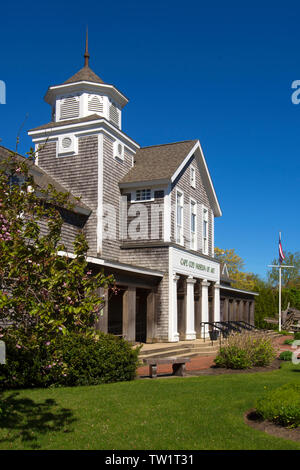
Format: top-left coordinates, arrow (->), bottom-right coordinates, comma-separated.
135,189 -> 151,201
202,206 -> 208,255
190,200 -> 197,250
176,191 -> 183,245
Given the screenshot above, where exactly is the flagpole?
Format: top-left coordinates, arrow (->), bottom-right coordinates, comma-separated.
268,231 -> 294,333
279,260 -> 282,332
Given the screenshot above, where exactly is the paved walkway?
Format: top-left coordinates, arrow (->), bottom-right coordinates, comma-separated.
137,334 -> 295,378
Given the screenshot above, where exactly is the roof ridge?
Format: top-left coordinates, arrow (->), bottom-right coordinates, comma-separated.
140,139 -> 198,150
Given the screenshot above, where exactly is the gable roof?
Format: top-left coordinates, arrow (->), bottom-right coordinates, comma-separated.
0,146 -> 91,216
119,140 -> 198,184
119,139 -> 222,217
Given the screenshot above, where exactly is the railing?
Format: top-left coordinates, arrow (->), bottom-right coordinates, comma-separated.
199,320 -> 258,345
230,321 -> 258,331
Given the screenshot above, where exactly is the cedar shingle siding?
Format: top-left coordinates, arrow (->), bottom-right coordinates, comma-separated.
37,136 -> 98,256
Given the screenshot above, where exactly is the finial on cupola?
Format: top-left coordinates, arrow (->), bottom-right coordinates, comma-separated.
84,27 -> 90,67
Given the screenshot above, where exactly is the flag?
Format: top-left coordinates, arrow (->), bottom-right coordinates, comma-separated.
279,234 -> 285,264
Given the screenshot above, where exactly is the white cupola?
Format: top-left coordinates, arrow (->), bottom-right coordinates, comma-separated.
43,32 -> 128,130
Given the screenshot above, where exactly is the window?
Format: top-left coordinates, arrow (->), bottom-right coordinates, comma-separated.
190,200 -> 197,250
202,206 -> 208,255
176,190 -> 184,245
190,166 -> 196,188
135,189 -> 151,201
154,190 -> 164,199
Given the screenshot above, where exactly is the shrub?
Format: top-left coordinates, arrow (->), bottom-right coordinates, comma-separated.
294,332 -> 300,341
214,332 -> 277,369
255,383 -> 300,428
279,350 -> 293,361
283,339 -> 294,345
0,331 -> 141,390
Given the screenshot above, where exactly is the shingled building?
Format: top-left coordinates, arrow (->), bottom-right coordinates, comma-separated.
25,43 -> 257,343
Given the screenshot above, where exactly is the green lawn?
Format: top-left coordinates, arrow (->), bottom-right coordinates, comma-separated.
0,362 -> 300,450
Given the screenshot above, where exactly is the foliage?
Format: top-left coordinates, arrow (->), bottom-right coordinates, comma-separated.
214,332 -> 277,369
284,339 -> 294,345
214,247 -> 258,291
0,331 -> 141,389
0,149 -> 114,343
294,332 -> 300,340
279,351 -> 293,361
255,383 -> 300,428
267,251 -> 300,289
254,286 -> 300,328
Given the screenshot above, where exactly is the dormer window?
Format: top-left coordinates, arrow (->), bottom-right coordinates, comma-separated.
60,96 -> 80,120
135,189 -> 151,201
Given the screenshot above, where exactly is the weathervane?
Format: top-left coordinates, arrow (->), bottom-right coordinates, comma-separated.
84,27 -> 90,68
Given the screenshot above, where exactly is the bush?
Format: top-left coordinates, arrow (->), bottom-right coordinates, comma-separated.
279,350 -> 293,361
255,383 -> 300,428
0,331 -> 141,389
294,332 -> 300,341
283,339 -> 294,345
214,333 -> 277,369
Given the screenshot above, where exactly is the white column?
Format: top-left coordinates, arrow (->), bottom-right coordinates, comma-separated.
185,276 -> 197,340
201,279 -> 210,338
169,274 -> 180,342
213,282 -> 220,323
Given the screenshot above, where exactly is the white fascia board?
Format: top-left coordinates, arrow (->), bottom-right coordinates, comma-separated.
28,119 -> 140,152
171,141 -> 199,182
45,82 -> 129,108
170,140 -> 222,218
220,285 -> 259,296
119,179 -> 169,189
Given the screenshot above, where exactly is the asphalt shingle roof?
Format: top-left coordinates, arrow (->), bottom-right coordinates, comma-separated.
0,146 -> 91,214
62,66 -> 105,85
119,140 -> 198,184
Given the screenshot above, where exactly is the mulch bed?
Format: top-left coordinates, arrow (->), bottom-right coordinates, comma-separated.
185,358 -> 282,377
244,409 -> 300,443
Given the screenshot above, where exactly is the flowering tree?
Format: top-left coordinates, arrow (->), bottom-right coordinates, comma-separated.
0,148 -> 114,344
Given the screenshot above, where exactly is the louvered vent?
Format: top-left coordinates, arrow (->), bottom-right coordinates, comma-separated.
60,96 -> 80,120
88,95 -> 103,113
109,103 -> 119,127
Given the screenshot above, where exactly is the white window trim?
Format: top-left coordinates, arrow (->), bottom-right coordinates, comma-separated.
190,198 -> 197,251
202,204 -> 209,255
211,211 -> 214,257
190,165 -> 196,188
56,133 -> 78,157
131,188 -> 154,203
176,189 -> 184,246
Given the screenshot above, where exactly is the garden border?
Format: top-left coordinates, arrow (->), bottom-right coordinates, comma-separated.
244,409 -> 300,443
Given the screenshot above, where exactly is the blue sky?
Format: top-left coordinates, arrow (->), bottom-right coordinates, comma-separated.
0,0 -> 299,279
